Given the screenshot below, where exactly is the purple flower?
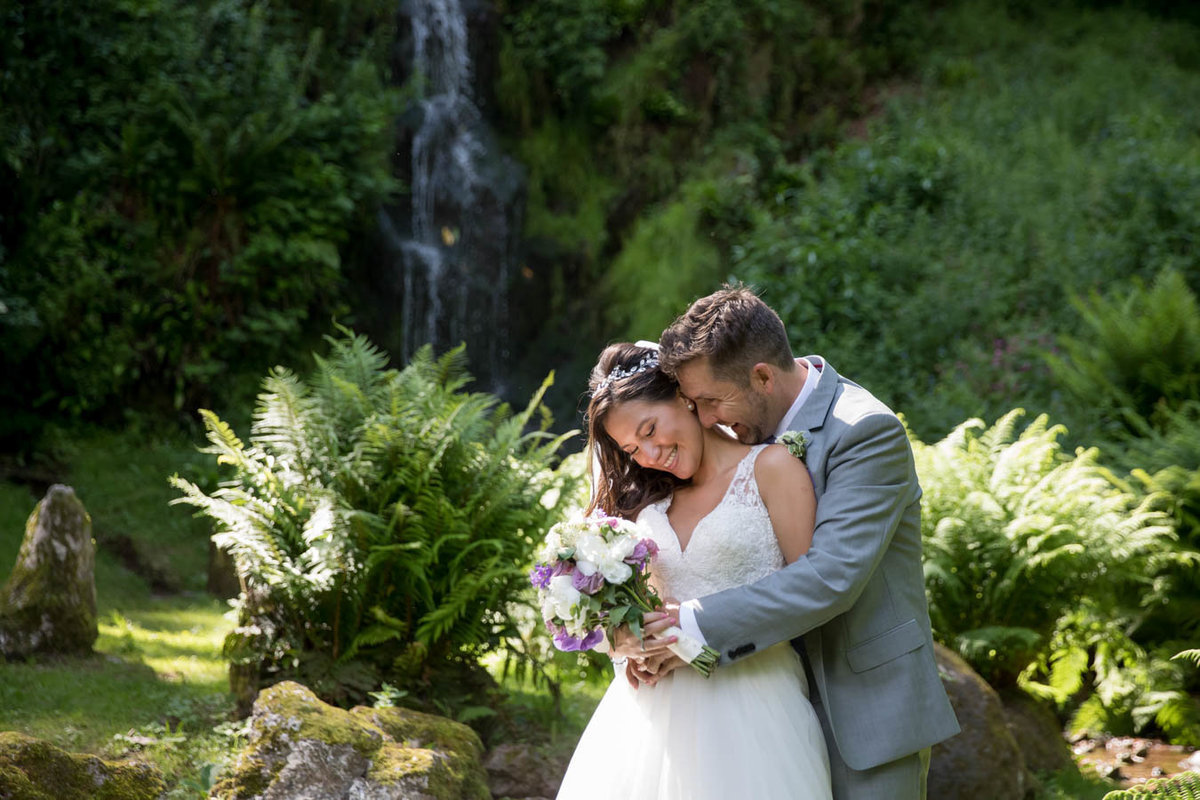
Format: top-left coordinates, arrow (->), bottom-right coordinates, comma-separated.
624,538 -> 659,566
550,561 -> 575,578
572,569 -> 606,595
529,564 -> 553,589
580,628 -> 605,649
553,627 -> 605,652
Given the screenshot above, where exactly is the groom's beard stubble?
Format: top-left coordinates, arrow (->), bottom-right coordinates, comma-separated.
733,392 -> 772,445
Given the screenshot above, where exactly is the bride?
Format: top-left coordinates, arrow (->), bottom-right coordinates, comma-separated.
555,342 -> 833,800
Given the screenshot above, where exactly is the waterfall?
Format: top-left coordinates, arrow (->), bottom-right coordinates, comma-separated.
380,0 -> 523,392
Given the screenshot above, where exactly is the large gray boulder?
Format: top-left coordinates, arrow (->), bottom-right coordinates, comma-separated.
929,643 -> 1037,800
0,731 -> 164,799
212,681 -> 491,799
485,742 -> 567,799
1000,689 -> 1073,775
0,485 -> 97,658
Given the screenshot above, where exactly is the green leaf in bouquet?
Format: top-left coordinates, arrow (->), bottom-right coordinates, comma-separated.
608,605 -> 630,628
557,547 -> 576,560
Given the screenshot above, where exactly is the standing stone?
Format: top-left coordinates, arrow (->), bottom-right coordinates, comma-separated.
0,485 -> 98,658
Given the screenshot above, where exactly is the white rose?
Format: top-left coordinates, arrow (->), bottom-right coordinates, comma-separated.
556,519 -> 586,549
547,574 -> 582,620
573,532 -> 633,585
598,558 -> 632,585
608,533 -> 637,562
537,529 -> 563,564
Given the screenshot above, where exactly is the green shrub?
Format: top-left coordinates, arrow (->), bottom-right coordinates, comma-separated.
1116,402 -> 1200,647
722,3 -> 1200,439
603,179 -> 726,340
915,408 -> 1200,740
1028,610 -> 1200,745
170,333 -> 583,713
914,409 -> 1179,684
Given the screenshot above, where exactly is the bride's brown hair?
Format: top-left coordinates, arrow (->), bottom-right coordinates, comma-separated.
584,343 -> 688,520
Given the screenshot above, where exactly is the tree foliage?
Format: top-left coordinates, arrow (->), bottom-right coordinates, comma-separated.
0,0 -> 399,439
170,332 -> 583,713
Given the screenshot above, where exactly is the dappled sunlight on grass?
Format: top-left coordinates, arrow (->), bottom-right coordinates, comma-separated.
0,596 -> 233,755
97,597 -> 233,686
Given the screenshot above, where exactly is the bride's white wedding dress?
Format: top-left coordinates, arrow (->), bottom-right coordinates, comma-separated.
556,446 -> 832,800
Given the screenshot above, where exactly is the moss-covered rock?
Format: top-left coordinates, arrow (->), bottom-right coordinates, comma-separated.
0,485 -> 98,658
212,681 -> 491,800
0,731 -> 165,799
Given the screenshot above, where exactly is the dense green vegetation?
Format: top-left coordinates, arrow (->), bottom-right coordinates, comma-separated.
497,2 -> 1200,443
0,0 -> 399,445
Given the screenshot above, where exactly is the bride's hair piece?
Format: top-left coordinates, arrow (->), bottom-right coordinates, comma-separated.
585,342 -> 685,520
596,350 -> 659,392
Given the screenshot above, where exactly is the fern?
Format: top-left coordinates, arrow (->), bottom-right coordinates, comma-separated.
914,409 -> 1188,695
1173,649 -> 1200,668
171,333 -> 584,711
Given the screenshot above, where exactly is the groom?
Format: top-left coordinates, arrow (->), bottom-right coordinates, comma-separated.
630,285 -> 959,799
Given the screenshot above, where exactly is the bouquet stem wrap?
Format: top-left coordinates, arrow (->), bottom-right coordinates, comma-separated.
662,625 -> 719,678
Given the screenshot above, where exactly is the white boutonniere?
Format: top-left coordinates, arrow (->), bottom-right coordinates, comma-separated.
779,430 -> 812,462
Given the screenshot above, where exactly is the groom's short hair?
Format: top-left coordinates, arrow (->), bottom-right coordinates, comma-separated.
659,285 -> 794,385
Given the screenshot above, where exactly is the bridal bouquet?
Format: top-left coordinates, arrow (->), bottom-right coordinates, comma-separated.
530,512 -> 719,677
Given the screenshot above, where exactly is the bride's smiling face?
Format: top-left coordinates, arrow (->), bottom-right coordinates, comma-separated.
603,396 -> 703,480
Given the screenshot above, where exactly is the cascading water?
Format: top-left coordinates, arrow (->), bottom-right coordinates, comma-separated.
379,0 -> 524,391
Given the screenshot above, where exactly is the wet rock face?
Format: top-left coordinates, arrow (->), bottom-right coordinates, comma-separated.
213,681 -> 491,800
929,643 -> 1037,800
0,485 -> 98,658
0,731 -> 165,799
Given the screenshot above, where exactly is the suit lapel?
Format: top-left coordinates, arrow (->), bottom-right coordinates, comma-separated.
788,355 -> 838,433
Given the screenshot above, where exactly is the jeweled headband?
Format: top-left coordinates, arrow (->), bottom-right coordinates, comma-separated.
595,341 -> 660,393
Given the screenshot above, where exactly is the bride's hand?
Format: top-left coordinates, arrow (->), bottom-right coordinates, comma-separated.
609,610 -> 679,659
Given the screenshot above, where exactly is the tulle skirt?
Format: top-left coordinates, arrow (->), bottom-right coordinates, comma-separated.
556,643 -> 833,800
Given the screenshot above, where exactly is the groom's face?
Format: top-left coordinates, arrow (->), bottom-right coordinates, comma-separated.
674,357 -> 772,445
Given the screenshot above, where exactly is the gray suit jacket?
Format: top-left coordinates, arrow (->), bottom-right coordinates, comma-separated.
695,357 -> 959,771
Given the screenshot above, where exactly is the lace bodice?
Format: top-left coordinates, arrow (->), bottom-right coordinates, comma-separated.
637,445 -> 785,600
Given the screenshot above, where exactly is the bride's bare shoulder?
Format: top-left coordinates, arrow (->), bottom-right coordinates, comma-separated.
755,444 -> 813,489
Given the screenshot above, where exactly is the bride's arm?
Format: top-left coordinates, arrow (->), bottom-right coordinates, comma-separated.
756,444 -> 817,564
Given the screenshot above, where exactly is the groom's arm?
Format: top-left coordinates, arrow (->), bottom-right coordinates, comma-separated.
688,411 -> 918,660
